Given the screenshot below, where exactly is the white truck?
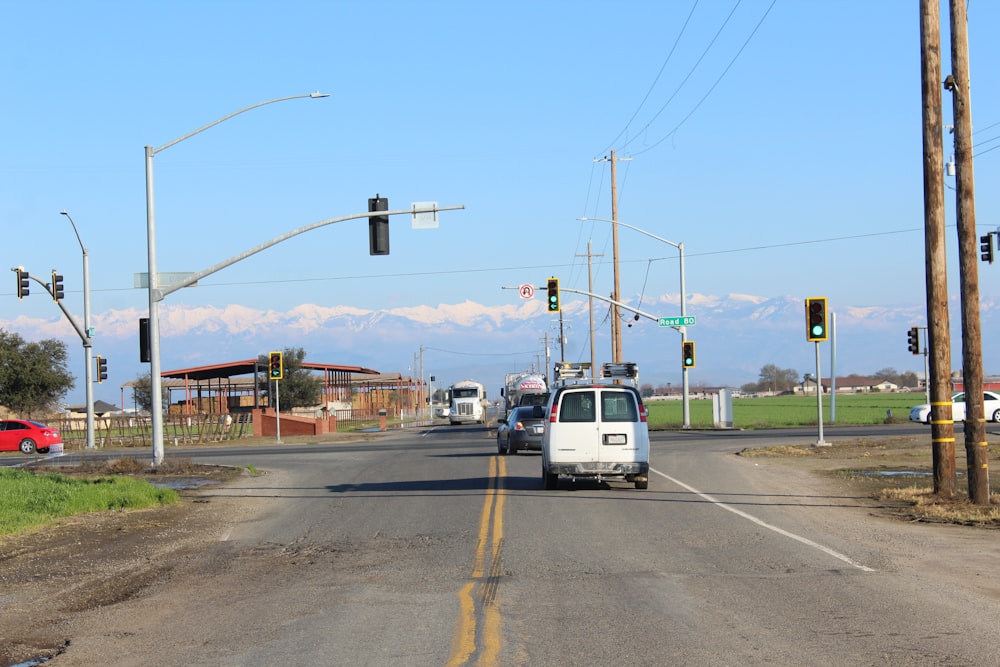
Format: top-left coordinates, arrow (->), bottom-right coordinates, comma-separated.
447,380 -> 487,425
501,372 -> 549,413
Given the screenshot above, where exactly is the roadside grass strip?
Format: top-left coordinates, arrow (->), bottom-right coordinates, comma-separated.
0,468 -> 178,537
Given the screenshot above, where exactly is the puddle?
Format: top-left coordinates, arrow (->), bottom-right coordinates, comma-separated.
149,478 -> 223,490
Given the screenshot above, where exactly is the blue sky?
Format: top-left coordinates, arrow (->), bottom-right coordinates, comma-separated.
3,1 -> 1000,403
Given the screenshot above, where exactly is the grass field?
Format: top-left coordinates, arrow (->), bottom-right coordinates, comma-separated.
646,392 -> 928,429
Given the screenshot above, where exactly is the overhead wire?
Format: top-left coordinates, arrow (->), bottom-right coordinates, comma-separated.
619,0 -> 744,155
630,0 -> 778,157
598,0 -> 701,155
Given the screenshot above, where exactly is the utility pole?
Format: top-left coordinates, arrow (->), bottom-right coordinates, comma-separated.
920,0 -> 957,497
947,0 -> 989,504
595,151 -> 631,363
576,241 -> 602,374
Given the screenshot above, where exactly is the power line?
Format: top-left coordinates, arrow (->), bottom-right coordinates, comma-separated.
620,0 -> 743,154
630,0 -> 778,157
599,0 -> 701,155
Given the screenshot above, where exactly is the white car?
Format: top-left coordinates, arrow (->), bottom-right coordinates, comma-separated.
908,391 -> 1000,424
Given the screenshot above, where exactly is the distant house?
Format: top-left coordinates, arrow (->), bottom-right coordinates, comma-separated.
66,400 -> 120,416
795,376 -> 901,395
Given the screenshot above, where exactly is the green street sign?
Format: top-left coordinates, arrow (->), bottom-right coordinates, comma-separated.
658,316 -> 696,327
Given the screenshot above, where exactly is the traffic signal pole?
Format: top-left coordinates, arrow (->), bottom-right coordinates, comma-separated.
10,268 -> 97,449
813,342 -> 827,447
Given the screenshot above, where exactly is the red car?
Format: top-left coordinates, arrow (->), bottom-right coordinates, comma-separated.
0,419 -> 64,454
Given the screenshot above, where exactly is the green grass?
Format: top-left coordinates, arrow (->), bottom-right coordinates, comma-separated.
0,468 -> 178,537
646,392 -> 927,429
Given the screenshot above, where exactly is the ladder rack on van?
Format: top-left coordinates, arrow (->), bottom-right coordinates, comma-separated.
601,362 -> 639,386
552,361 -> 639,387
553,361 -> 591,386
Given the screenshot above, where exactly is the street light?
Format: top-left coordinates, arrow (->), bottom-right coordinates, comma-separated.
577,216 -> 691,428
59,210 -> 95,449
145,92 -> 329,465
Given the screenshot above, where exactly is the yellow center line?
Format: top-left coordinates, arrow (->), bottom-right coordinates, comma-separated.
447,455 -> 506,666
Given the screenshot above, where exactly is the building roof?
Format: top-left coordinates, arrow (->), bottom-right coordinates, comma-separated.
159,359 -> 380,382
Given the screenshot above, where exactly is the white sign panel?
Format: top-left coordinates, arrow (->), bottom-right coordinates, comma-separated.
411,202 -> 439,229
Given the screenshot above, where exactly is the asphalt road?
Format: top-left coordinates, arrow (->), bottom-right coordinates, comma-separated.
15,424 -> 1000,665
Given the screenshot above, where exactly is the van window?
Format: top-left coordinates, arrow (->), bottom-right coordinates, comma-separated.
601,391 -> 638,422
559,391 -> 596,422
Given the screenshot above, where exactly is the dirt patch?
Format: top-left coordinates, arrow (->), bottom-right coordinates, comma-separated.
0,460 -> 255,666
737,434 -> 1000,527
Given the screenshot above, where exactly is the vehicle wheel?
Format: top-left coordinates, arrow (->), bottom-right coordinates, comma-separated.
543,468 -> 558,490
506,441 -> 516,456
635,479 -> 648,490
19,438 -> 37,455
992,409 -> 1000,423
497,437 -> 506,455
926,414 -> 932,425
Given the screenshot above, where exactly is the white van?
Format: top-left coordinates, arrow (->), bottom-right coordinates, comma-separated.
540,365 -> 650,490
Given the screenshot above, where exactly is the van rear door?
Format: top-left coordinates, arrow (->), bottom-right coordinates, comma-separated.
550,389 -> 599,465
596,388 -> 644,466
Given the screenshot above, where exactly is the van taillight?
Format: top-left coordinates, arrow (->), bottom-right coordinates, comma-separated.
549,404 -> 558,423
639,405 -> 647,422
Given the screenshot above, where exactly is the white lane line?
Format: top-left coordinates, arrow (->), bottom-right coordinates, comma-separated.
650,467 -> 876,573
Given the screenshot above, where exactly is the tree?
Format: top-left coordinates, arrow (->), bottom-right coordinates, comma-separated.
754,364 -> 799,394
0,329 -> 75,418
639,383 -> 655,398
130,372 -> 169,414
261,347 -> 322,410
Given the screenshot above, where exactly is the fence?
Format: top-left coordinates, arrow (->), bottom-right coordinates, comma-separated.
53,412 -> 254,451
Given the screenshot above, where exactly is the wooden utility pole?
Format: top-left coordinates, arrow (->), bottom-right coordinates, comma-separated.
610,149 -> 622,364
594,150 -> 632,364
947,0 -> 990,504
919,0 -> 957,497
577,241 -> 603,374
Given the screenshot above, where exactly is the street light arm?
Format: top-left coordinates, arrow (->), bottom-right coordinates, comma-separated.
60,211 -> 88,255
151,92 -> 330,155
577,217 -> 680,250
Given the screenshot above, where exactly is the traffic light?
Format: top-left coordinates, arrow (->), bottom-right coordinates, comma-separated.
805,297 -> 828,342
682,340 -> 696,368
980,234 -> 994,264
139,318 -> 150,363
51,270 -> 64,302
96,355 -> 108,383
368,195 -> 389,255
269,351 -> 284,380
907,326 -> 920,355
546,277 -> 560,312
15,269 -> 29,299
